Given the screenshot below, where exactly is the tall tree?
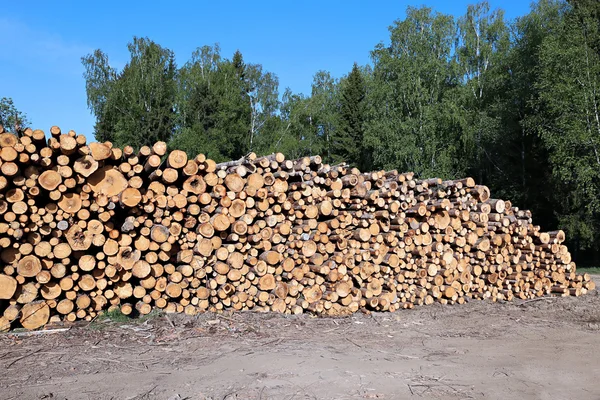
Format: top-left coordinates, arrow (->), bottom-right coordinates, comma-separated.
81,49 -> 117,143
245,64 -> 280,153
170,46 -> 253,161
480,0 -> 561,222
333,63 -> 366,168
455,1 -> 510,183
0,97 -> 29,134
274,88 -> 321,159
171,45 -> 222,159
365,6 -> 462,178
530,0 -> 600,254
212,51 -> 252,160
82,37 -> 177,148
262,72 -> 338,159
171,46 -> 281,161
309,71 -> 339,163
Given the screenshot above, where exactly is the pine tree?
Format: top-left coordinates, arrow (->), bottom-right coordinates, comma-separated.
214,51 -> 252,160
334,63 -> 366,169
232,50 -> 246,82
169,46 -> 252,161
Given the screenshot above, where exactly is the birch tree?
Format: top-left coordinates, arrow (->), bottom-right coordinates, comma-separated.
364,6 -> 461,178
82,37 -> 177,148
456,1 -> 509,181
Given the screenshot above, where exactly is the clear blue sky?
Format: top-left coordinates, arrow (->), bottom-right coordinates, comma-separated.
0,0 -> 531,137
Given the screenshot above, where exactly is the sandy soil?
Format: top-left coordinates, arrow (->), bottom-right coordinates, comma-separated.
1,277 -> 599,400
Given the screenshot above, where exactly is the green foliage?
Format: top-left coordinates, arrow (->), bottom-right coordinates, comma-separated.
246,63 -> 280,153
480,0 -> 561,225
365,6 -> 463,179
308,71 -> 339,161
171,45 -> 223,160
90,308 -> 163,330
98,308 -> 131,323
82,37 -> 177,148
0,97 -> 29,133
275,88 -> 321,158
528,0 -> 600,250
456,2 -> 510,182
264,73 -> 339,160
333,63 -> 367,168
168,46 -> 279,161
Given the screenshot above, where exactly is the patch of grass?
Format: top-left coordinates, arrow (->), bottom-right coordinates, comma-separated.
98,308 -> 131,323
576,266 -> 600,275
88,309 -> 131,330
88,308 -> 164,331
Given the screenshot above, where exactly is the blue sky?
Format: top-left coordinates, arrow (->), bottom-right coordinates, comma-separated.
1,0 -> 531,137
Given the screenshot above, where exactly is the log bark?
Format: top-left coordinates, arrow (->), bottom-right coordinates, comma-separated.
0,132 -> 587,328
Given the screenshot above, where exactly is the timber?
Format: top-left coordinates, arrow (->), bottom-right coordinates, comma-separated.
0,126 -> 592,330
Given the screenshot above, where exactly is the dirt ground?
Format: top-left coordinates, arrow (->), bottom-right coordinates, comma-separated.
1,277 -> 599,400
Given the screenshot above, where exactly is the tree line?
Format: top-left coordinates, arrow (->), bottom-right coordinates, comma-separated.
3,0 -> 600,264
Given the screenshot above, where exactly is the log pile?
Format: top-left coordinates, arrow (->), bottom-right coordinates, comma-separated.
0,125 -> 594,330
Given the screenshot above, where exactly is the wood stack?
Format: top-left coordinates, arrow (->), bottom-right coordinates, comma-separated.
0,125 -> 594,330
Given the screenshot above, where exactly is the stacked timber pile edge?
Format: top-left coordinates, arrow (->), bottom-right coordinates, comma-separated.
0,125 -> 595,330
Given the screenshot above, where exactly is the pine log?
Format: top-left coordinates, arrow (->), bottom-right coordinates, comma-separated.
20,301 -> 50,330
89,142 -> 112,160
0,274 -> 17,299
88,167 -> 128,196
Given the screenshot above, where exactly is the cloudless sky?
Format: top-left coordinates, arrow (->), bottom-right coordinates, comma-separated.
0,0 -> 531,137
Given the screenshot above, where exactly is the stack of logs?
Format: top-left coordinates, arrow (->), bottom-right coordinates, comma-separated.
0,125 -> 594,330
